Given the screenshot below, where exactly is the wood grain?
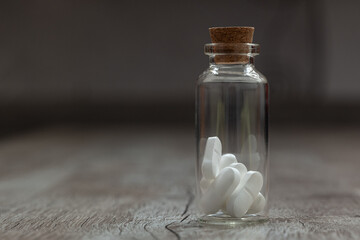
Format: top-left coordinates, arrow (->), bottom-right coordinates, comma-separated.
0,125 -> 359,239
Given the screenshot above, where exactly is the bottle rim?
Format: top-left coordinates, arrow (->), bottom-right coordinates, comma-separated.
204,43 -> 260,56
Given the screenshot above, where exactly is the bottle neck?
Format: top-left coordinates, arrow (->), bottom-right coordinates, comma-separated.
208,56 -> 257,76
204,43 -> 260,67
209,56 -> 255,66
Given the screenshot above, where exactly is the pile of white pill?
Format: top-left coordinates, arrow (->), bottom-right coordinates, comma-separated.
199,136 -> 266,217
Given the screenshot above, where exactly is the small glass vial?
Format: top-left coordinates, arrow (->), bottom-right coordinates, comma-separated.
195,27 -> 269,225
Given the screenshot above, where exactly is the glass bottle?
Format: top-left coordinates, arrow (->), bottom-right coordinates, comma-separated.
195,43 -> 269,224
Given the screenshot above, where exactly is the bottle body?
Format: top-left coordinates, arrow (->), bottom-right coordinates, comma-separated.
195,61 -> 269,224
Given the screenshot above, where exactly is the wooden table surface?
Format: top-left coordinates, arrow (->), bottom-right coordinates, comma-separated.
0,125 -> 359,240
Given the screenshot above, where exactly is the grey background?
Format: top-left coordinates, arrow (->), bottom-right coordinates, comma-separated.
0,0 -> 359,133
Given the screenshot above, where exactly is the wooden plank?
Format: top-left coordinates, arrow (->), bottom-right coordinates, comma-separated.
0,125 -> 358,239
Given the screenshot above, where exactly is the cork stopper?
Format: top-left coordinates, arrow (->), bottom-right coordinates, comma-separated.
209,26 -> 254,63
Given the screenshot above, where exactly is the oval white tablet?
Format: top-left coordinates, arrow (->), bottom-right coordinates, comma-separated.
226,171 -> 263,217
201,137 -> 222,180
200,167 -> 241,214
247,192 -> 266,214
239,171 -> 263,198
219,153 -> 237,170
229,162 -> 247,179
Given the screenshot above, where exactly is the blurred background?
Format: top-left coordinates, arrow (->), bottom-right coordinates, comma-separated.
0,0 -> 359,135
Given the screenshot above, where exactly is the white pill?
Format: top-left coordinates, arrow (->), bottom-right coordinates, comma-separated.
201,137 -> 222,180
229,162 -> 247,179
247,193 -> 266,214
239,171 -> 263,198
226,171 -> 263,217
219,154 -> 237,170
200,167 -> 241,214
199,178 -> 213,193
